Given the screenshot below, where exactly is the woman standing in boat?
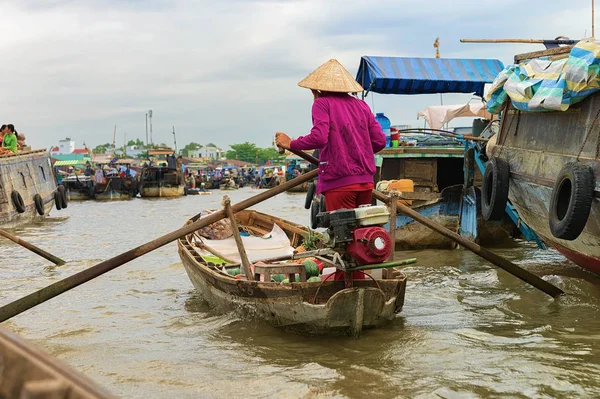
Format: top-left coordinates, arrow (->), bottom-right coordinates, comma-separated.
276,59 -> 385,211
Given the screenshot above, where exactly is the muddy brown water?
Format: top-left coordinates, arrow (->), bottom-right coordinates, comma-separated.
2,188 -> 600,398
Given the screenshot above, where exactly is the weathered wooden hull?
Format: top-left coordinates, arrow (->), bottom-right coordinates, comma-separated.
94,190 -> 134,201
66,189 -> 93,201
384,185 -> 513,249
0,150 -> 57,228
178,210 -> 407,335
286,181 -> 309,192
0,326 -> 114,398
140,186 -> 185,198
493,93 -> 600,274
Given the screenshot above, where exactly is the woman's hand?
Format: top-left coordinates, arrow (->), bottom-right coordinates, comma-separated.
275,132 -> 292,150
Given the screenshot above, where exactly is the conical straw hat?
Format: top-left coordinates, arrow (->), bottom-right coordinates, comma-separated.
298,59 -> 364,93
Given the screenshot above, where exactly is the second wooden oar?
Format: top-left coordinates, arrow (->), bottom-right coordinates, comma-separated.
0,229 -> 65,265
286,148 -> 564,298
0,169 -> 319,323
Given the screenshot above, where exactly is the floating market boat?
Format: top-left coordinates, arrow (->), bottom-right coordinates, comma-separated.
483,40 -> 600,274
353,56 -> 522,249
61,175 -> 96,201
0,149 -> 65,228
139,165 -> 185,198
94,175 -> 138,200
0,326 -> 113,398
178,209 -> 407,335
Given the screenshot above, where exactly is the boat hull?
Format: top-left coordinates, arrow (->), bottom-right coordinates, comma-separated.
177,210 -> 407,335
0,150 -> 57,228
493,92 -> 600,274
140,186 -> 185,198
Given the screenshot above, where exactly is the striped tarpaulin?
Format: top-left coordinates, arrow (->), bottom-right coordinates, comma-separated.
355,56 -> 504,96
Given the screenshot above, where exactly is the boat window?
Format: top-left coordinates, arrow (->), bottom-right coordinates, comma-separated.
39,166 -> 46,181
20,172 -> 26,187
437,158 -> 464,190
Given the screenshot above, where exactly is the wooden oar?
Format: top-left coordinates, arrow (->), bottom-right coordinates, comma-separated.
285,149 -> 564,298
0,229 -> 65,265
0,169 -> 319,323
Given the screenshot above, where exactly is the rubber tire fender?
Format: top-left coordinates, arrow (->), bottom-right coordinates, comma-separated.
310,200 -> 319,229
57,185 -> 68,209
481,157 -> 510,221
549,162 -> 595,241
11,191 -> 25,213
304,181 -> 316,209
54,190 -> 63,211
318,194 -> 327,213
33,194 -> 45,216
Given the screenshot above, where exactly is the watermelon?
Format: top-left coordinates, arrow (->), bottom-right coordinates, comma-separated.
302,259 -> 320,278
307,276 -> 321,283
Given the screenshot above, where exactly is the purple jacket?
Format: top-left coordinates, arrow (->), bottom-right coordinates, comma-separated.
290,93 -> 386,194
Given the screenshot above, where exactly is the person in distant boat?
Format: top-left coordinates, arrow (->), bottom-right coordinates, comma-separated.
95,166 -> 104,184
1,124 -> 17,153
84,163 -> 93,176
276,59 -> 385,211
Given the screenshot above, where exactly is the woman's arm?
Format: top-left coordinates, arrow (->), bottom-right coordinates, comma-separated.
290,99 -> 330,151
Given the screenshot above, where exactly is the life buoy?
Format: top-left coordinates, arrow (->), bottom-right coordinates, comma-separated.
305,181 -> 316,209
549,162 -> 595,240
33,194 -> 45,215
57,185 -> 68,209
54,190 -> 63,211
481,157 -> 510,221
11,191 -> 25,213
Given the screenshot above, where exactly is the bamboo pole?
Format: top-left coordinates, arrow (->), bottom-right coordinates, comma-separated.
0,169 -> 319,323
285,149 -> 564,298
460,39 -> 578,44
388,192 -> 397,262
0,229 -> 65,265
222,196 -> 254,280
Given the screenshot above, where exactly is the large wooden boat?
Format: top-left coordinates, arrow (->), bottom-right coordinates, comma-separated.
177,210 -> 407,335
488,45 -> 600,274
0,326 -> 114,398
354,56 -> 521,249
139,166 -> 185,198
94,175 -> 138,200
0,149 -> 61,228
62,175 -> 95,201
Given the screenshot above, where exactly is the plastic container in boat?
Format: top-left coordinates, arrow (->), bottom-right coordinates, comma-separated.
354,205 -> 390,226
387,179 -> 415,205
375,113 -> 391,147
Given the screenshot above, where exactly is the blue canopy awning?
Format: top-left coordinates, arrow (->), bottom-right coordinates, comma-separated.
356,56 -> 504,96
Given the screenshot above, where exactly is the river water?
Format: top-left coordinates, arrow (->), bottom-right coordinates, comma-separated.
2,188 -> 600,398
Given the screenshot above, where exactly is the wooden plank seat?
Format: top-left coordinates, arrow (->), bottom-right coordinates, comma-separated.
254,263 -> 307,282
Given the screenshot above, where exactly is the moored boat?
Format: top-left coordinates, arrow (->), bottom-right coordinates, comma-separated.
177,209 -> 407,335
354,56 -> 519,248
62,175 -> 96,201
139,165 -> 185,198
0,149 -> 63,228
484,41 -> 600,274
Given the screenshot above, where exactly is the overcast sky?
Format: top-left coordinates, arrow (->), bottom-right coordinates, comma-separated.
1,0 -> 594,151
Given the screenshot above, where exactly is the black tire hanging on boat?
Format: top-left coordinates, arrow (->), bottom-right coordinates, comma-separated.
481,157 -> 510,221
54,190 -> 63,211
549,162 -> 595,241
11,191 -> 25,213
318,194 -> 327,213
304,181 -> 316,209
310,200 -> 319,229
57,184 -> 68,209
33,194 -> 45,215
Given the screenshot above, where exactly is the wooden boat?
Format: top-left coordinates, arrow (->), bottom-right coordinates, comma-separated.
94,175 -> 138,200
139,166 -> 185,198
286,180 -> 310,193
62,175 -> 95,201
354,56 -> 525,248
0,326 -> 114,398
0,149 -> 63,228
177,210 -> 407,335
487,44 -> 600,274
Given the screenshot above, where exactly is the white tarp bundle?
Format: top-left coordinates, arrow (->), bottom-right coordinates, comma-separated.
417,103 -> 492,129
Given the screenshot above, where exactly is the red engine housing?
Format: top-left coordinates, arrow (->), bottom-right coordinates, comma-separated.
345,226 -> 392,265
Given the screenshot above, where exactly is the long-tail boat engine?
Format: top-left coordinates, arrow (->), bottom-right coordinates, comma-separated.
315,205 -> 392,267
